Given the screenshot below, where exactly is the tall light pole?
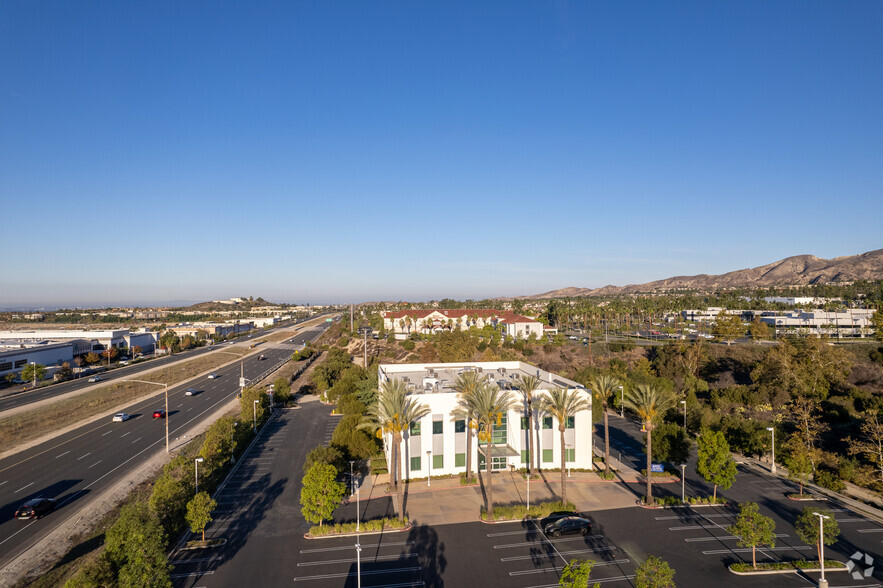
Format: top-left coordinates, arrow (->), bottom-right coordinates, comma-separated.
355,542 -> 362,588
253,399 -> 259,433
350,461 -> 355,496
680,463 -> 687,501
813,511 -> 830,588
526,473 -> 531,509
124,379 -> 169,452
618,386 -> 624,418
426,450 -> 431,486
29,361 -> 36,389
195,457 -> 204,494
680,400 -> 686,430
766,427 -> 776,474
355,486 -> 360,532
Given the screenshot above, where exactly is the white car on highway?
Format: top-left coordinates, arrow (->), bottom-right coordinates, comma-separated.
112,413 -> 130,422
207,373 -> 219,379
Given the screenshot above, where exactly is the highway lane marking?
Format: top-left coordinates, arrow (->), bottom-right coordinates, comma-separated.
297,553 -> 416,566
494,536 -> 604,549
77,452 -> 91,460
121,432 -> 131,437
0,518 -> 38,548
836,518 -> 867,523
14,482 -> 35,492
130,437 -> 142,444
293,567 -> 421,582
685,533 -> 789,542
55,451 -> 70,459
89,460 -> 102,468
0,480 -> 6,486
300,541 -> 415,553
858,528 -> 883,533
102,431 -> 112,436
501,546 -> 617,562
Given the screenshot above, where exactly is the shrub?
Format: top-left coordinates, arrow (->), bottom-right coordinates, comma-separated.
814,469 -> 846,492
400,340 -> 416,351
479,500 -> 575,521
308,516 -> 409,536
338,336 -> 349,347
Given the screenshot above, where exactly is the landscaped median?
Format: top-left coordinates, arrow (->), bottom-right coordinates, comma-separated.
729,559 -> 846,575
479,501 -> 576,522
306,517 -> 411,538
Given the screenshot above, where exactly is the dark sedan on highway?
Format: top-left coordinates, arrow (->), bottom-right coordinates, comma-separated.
14,498 -> 56,520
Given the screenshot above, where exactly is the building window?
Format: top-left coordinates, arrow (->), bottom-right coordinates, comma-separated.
521,417 -> 529,430
521,450 -> 529,464
492,456 -> 507,470
565,448 -> 575,462
542,416 -> 553,429
542,449 -> 553,463
491,415 -> 507,444
455,453 -> 465,467
566,416 -> 575,429
410,422 -> 421,436
0,362 -> 12,371
455,419 -> 466,433
433,455 -> 443,469
433,420 -> 443,435
14,359 -> 27,369
410,456 -> 421,471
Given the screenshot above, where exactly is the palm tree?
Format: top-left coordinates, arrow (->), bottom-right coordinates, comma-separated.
516,375 -> 542,474
586,374 -> 621,475
451,371 -> 482,481
622,383 -> 677,505
472,382 -> 516,520
535,387 -> 591,506
359,379 -> 430,520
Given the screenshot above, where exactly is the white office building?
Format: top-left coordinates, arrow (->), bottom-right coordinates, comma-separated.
377,361 -> 593,481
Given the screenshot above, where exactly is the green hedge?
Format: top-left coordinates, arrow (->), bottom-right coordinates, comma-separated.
480,500 -> 576,521
730,560 -> 845,572
308,517 -> 409,537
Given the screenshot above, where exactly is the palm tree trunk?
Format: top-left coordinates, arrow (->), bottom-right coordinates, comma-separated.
527,403 -> 535,475
713,484 -> 717,501
465,422 -> 472,481
752,544 -> 756,569
560,427 -> 567,505
645,425 -> 653,505
393,433 -> 403,520
486,426 -> 495,520
603,402 -> 610,474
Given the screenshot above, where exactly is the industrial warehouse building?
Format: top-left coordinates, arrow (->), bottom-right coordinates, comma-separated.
376,361 -> 593,481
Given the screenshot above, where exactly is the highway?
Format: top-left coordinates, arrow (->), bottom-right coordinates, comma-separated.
0,318 -> 332,571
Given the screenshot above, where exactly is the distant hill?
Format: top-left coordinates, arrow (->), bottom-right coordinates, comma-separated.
526,248 -> 883,299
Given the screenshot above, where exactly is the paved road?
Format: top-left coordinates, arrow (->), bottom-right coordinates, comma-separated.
0,320 -> 331,570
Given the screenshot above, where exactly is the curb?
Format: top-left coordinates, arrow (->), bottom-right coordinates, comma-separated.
728,564 -> 846,575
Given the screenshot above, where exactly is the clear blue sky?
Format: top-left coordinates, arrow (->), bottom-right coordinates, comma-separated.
2,1 -> 881,308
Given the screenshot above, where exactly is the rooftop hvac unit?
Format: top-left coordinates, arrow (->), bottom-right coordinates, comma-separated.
477,367 -> 483,373
402,377 -> 410,383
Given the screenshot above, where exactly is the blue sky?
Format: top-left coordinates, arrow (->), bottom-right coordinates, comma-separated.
2,1 -> 881,308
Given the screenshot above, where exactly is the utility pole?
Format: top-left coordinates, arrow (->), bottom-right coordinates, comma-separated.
350,304 -> 354,332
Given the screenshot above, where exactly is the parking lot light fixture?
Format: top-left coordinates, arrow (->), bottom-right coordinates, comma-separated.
350,461 -> 355,496
618,386 -> 624,418
253,399 -> 259,432
195,457 -> 204,494
355,542 -> 362,588
680,400 -> 686,429
680,464 -> 687,501
766,427 -> 776,474
813,512 -> 830,588
356,486 -> 360,533
124,379 -> 170,452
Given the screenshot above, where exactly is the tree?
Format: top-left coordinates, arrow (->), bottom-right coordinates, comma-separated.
358,379 -> 430,520
782,432 -> 813,496
696,429 -> 737,500
848,410 -> 883,483
199,416 -> 236,468
300,462 -> 346,527
727,502 -> 776,569
472,382 -> 516,520
748,318 -> 771,340
19,362 -> 46,386
451,371 -> 483,480
535,387 -> 591,507
103,502 -> 172,588
85,352 -> 100,365
102,346 -> 118,365
517,374 -> 542,474
872,308 -> 882,342
650,422 -> 691,465
186,492 -> 217,541
751,339 -> 851,402
623,384 -> 677,505
55,361 -> 74,382
586,374 -> 621,475
795,507 -> 840,564
559,558 -> 595,587
133,344 -> 142,356
634,554 -> 676,588
788,394 -> 827,474
712,310 -> 743,344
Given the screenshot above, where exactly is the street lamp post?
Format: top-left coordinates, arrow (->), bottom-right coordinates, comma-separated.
680,400 -> 686,429
766,427 -> 776,474
619,386 -> 624,418
356,486 -> 360,532
813,511 -> 830,588
123,379 -> 170,452
29,362 -> 37,389
253,399 -> 259,433
426,451 -> 431,486
680,463 -> 687,501
355,542 -> 362,588
350,461 -> 355,496
195,457 -> 204,494
526,473 -> 531,509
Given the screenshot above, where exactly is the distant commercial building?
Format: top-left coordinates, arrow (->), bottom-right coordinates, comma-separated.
376,361 -> 592,481
381,309 -> 545,340
167,321 -> 255,339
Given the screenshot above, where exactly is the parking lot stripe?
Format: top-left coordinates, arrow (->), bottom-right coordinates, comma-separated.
685,533 -> 789,542
293,566 -> 421,582
494,535 -> 604,549
668,524 -> 728,531
170,571 -> 214,579
297,553 -> 417,566
654,513 -> 731,520
170,557 -> 221,565
702,546 -> 813,555
487,529 -> 540,537
501,546 -> 617,562
300,541 -> 414,554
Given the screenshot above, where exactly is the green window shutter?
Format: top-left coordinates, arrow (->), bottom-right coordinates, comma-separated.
455,453 -> 466,467
566,416 -> 575,429
542,449 -> 553,463
543,416 -> 553,429
410,456 -> 421,471
455,419 -> 465,433
521,450 -> 529,464
433,455 -> 443,469
565,448 -> 575,462
410,421 -> 421,436
433,420 -> 443,434
521,417 -> 529,430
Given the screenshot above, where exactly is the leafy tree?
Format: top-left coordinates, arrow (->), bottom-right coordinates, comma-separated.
19,362 -> 46,385
795,507 -> 840,564
273,376 -> 292,403
102,346 -> 119,364
727,502 -> 776,569
782,433 -> 813,496
748,318 -> 771,340
872,308 -> 883,342
300,462 -> 346,527
559,558 -> 596,587
149,455 -> 193,537
650,423 -> 691,465
358,379 -> 430,520
240,386 -> 269,431
536,387 -> 591,507
585,374 -> 621,474
55,361 -> 74,382
712,311 -> 744,344
696,429 -> 737,500
788,394 -> 827,474
751,339 -> 851,402
199,416 -> 236,469
331,414 -> 379,460
186,492 -> 217,541
85,352 -> 100,365
305,444 -> 345,472
104,503 -> 172,588
472,382 -> 517,520
634,554 -> 676,588
623,384 -> 678,505
848,410 -> 883,483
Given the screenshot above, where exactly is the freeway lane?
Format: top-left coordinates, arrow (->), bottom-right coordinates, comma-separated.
0,321 -> 331,571
0,315 -> 321,414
